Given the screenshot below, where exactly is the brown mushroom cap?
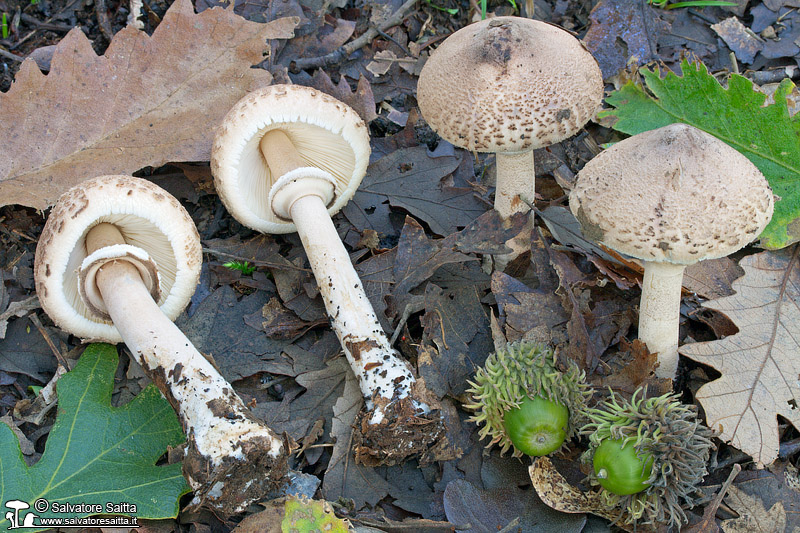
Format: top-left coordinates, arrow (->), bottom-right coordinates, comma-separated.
569,123 -> 774,264
417,17 -> 603,153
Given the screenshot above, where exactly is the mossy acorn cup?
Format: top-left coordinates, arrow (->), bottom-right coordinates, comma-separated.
465,341 -> 592,457
581,389 -> 714,529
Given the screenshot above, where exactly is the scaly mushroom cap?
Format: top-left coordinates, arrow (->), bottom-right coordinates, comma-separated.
211,84 -> 371,234
570,124 -> 774,264
417,17 -> 603,153
34,175 -> 202,343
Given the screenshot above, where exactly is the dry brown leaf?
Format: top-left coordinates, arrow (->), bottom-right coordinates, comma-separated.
366,50 -> 397,77
679,246 -> 800,467
0,0 -> 298,210
229,499 -> 284,533
684,257 -> 744,300
596,338 -> 672,396
307,69 -> 377,123
528,458 -> 633,531
721,484 -> 787,533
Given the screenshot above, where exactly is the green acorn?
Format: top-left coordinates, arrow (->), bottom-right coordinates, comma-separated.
581,389 -> 714,529
465,341 -> 592,457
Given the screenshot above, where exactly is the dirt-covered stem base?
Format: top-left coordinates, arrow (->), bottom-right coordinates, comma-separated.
290,192 -> 450,464
94,258 -> 287,515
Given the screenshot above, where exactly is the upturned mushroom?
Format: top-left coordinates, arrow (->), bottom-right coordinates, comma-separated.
417,16 -> 603,260
34,175 -> 287,514
211,84 -> 446,464
569,124 -> 774,379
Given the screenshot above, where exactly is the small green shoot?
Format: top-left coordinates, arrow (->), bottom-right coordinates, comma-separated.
2,13 -> 8,40
424,0 -> 458,15
223,260 -> 255,275
649,0 -> 737,8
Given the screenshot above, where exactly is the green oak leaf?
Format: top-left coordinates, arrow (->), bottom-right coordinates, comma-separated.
0,343 -> 189,532
601,59 -> 800,250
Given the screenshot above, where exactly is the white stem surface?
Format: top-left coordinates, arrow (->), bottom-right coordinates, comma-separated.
87,225 -> 285,512
638,261 -> 687,380
495,151 -> 535,218
492,151 -> 535,269
290,194 -> 422,422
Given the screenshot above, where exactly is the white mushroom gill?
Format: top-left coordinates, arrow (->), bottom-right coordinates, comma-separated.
63,214 -> 178,324
237,122 -> 357,229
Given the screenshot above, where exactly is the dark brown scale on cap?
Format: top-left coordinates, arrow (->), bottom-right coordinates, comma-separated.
418,17 -> 603,154
569,124 -> 774,264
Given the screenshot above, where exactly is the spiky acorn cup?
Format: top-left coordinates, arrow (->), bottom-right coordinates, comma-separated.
465,341 -> 592,457
581,389 -> 715,529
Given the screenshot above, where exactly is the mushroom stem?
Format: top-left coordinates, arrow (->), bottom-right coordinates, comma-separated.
638,261 -> 686,380
495,150 -> 535,218
260,130 -> 305,179
85,223 -> 287,513
259,133 -> 426,422
493,151 -> 535,269
289,194 -> 420,418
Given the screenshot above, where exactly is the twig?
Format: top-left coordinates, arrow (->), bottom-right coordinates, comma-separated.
291,0 -> 417,71
11,0 -> 81,50
748,67 -> 800,85
497,518 -> 521,533
356,517 -> 468,530
684,463 -> 741,532
19,13 -> 72,31
0,45 -> 24,62
779,437 -> 800,459
687,8 -> 715,24
95,0 -> 114,41
374,27 -> 410,55
28,313 -> 69,369
729,52 -> 739,75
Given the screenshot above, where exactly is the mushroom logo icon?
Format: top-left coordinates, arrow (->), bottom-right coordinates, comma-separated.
4,500 -> 37,529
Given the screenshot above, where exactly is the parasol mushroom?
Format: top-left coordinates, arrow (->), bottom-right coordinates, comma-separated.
211,84 -> 447,465
569,124 -> 774,379
34,175 -> 288,514
417,16 -> 604,263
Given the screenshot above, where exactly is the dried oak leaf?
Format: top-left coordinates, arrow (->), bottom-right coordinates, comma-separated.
443,478 -> 586,533
528,458 -> 634,530
321,358 -> 391,508
717,465 -> 800,532
306,69 -> 377,123
679,246 -> 800,467
721,484 -> 789,532
491,270 -> 567,342
0,0 -> 298,210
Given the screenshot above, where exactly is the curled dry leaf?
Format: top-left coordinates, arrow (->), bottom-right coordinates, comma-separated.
0,0 -> 298,210
528,457 -> 633,530
679,246 -> 800,467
